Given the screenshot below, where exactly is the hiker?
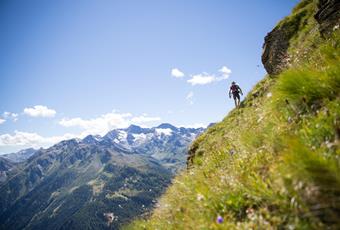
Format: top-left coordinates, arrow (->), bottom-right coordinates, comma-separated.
229,81 -> 243,108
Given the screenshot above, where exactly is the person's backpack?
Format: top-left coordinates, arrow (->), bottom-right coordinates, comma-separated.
230,84 -> 239,93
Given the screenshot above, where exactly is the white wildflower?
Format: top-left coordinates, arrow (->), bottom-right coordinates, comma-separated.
197,193 -> 205,201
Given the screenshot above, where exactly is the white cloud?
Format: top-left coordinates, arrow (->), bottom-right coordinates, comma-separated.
59,112 -> 131,137
131,115 -> 161,126
11,113 -> 18,122
171,68 -> 185,78
59,111 -> 161,137
218,66 -> 232,79
0,131 -> 76,148
0,118 -> 5,124
187,73 -> 215,85
24,105 -> 56,118
178,66 -> 231,86
179,123 -> 207,129
186,91 -> 194,105
3,112 -> 19,122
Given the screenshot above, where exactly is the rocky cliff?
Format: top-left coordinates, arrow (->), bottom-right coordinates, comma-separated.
315,0 -> 340,36
262,0 -> 340,75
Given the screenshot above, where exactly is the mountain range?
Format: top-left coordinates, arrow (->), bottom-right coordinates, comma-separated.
0,123 -> 204,229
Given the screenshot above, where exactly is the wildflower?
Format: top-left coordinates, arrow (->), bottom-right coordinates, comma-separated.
246,208 -> 255,220
287,116 -> 292,123
246,208 -> 254,215
216,215 -> 223,224
197,193 -> 204,201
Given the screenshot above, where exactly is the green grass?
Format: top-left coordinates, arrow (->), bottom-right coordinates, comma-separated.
126,3 -> 340,229
292,0 -> 315,14
275,35 -> 340,108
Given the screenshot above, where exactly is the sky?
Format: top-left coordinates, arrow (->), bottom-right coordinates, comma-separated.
0,0 -> 299,154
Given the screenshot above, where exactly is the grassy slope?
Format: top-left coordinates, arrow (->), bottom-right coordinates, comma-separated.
128,1 -> 340,229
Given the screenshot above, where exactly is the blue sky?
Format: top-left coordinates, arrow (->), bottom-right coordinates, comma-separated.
0,0 -> 299,153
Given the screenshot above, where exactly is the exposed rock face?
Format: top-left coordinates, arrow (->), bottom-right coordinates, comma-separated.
261,9 -> 309,75
314,0 -> 340,36
262,0 -> 340,75
261,24 -> 292,75
0,158 -> 15,183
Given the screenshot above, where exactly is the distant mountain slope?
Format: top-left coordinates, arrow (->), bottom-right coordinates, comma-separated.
0,157 -> 16,183
129,1 -> 340,229
101,124 -> 204,172
2,148 -> 37,163
0,124 -> 203,230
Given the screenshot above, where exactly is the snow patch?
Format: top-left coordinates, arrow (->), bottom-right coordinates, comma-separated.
94,135 -> 102,141
155,128 -> 172,136
118,131 -> 127,141
132,133 -> 147,143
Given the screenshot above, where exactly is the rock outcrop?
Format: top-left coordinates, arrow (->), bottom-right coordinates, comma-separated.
314,0 -> 340,36
261,8 -> 309,75
262,0 -> 340,75
261,23 -> 293,75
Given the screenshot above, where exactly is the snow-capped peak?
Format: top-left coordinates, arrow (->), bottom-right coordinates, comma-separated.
155,128 -> 172,136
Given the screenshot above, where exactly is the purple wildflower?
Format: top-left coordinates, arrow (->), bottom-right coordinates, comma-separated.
216,215 -> 223,224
